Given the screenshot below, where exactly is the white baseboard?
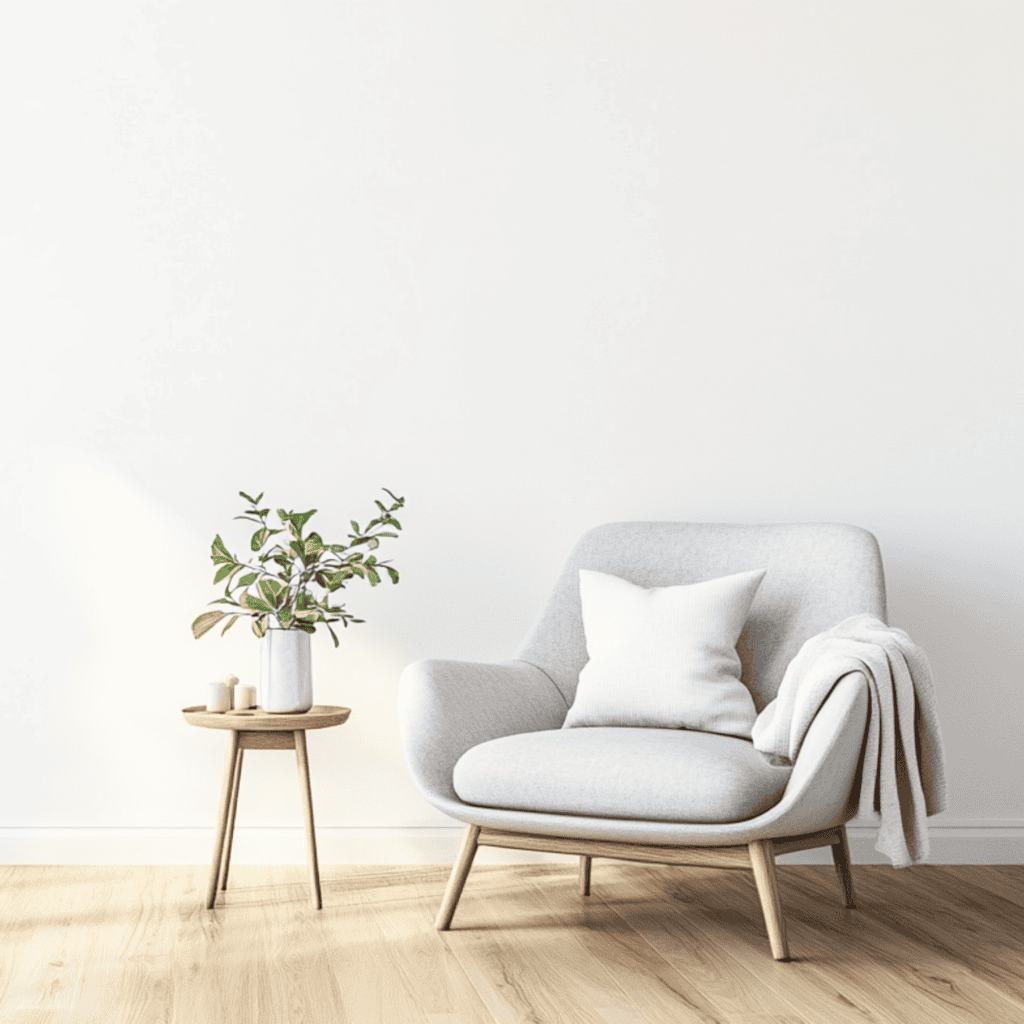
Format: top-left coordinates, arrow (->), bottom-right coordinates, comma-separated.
1,822 -> 1022,865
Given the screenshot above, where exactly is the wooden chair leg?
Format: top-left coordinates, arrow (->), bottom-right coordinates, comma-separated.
578,855 -> 592,897
218,746 -> 244,891
435,825 -> 481,931
748,839 -> 791,961
831,825 -> 857,909
205,730 -> 240,910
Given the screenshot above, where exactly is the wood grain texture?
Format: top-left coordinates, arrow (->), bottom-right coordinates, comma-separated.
579,854 -> 592,896
477,827 -> 751,867
218,746 -> 244,891
293,730 -> 322,910
237,731 -> 295,749
435,824 -> 480,930
830,825 -> 857,908
748,839 -> 790,960
1,864 -> 1022,1024
746,865 -> 1024,1024
206,729 -> 240,909
182,705 -> 351,732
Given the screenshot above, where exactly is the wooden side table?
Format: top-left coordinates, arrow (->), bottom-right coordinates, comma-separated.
182,704 -> 351,910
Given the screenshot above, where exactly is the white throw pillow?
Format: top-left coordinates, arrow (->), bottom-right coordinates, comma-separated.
562,567 -> 766,737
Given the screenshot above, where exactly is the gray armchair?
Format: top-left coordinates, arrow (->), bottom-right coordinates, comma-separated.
398,522 -> 885,960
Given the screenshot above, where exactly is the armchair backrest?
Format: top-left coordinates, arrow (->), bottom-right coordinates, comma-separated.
516,522 -> 887,712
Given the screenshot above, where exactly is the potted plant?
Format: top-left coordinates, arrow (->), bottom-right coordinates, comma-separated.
191,488 -> 405,712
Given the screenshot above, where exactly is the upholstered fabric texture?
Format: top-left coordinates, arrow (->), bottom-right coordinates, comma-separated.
563,567 -> 766,736
453,727 -> 793,824
516,522 -> 887,712
398,522 -> 886,844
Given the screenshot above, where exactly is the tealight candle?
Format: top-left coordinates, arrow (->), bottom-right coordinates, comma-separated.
235,683 -> 257,710
207,681 -> 231,713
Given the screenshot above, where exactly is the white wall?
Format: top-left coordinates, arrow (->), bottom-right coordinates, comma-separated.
1,1 -> 1021,865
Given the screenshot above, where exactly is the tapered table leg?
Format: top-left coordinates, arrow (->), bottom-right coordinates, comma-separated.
206,730 -> 240,909
218,746 -> 244,891
294,730 -> 322,910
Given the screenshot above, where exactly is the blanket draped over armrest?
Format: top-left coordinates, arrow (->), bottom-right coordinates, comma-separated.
752,614 -> 947,868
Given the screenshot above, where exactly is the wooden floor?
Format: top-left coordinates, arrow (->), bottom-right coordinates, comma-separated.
1,862 -> 1022,1023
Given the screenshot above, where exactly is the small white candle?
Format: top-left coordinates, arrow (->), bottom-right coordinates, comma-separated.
235,684 -> 256,710
207,681 -> 231,713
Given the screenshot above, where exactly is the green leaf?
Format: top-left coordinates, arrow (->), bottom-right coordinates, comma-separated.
366,567 -> 381,585
349,564 -> 366,579
294,622 -> 316,634
238,572 -> 258,586
251,527 -> 271,551
387,517 -> 402,530
279,508 -> 316,535
212,534 -> 231,558
278,608 -> 294,628
375,499 -> 387,513
191,610 -> 227,639
240,490 -> 257,504
305,533 -> 323,554
252,614 -> 269,638
385,566 -> 399,584
327,623 -> 340,648
242,594 -> 272,613
350,520 -> 360,534
259,579 -> 284,606
220,615 -> 239,636
374,532 -> 399,539
213,562 -> 242,584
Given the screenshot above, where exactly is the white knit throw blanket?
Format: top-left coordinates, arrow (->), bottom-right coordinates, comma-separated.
752,614 -> 947,868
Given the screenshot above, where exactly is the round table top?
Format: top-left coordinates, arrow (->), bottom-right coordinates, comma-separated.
182,704 -> 351,732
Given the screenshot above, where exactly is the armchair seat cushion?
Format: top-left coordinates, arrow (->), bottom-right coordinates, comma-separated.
453,727 -> 793,824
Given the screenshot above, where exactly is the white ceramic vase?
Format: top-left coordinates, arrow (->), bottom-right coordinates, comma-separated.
259,628 -> 313,713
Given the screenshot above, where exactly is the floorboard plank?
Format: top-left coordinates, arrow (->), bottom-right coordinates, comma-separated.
932,865 -> 1024,913
441,864 -> 651,1023
598,863 -> 894,1024
842,865 -> 1024,1006
1,864 -> 1022,1024
722,866 -> 1024,1024
323,864 -> 495,1024
587,863 -> 811,1024
521,865 -> 743,1024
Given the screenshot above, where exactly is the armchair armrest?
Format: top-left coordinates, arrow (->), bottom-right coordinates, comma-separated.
397,658 -> 569,817
756,670 -> 871,838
